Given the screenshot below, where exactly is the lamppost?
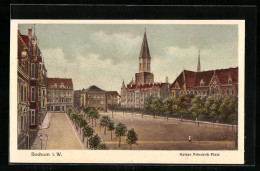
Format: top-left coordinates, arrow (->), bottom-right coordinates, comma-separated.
39,134 -> 43,150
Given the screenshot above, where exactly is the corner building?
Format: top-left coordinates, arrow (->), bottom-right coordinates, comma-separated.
47,78 -> 74,112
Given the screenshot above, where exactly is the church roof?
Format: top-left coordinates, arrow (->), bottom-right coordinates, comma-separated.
170,67 -> 238,89
139,31 -> 151,58
83,85 -> 105,93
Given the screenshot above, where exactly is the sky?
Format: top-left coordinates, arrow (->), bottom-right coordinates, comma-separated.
19,24 -> 238,93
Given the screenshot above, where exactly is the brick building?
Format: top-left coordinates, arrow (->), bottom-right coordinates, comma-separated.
17,31 -> 30,149
106,91 -> 121,105
169,67 -> 238,97
47,78 -> 74,112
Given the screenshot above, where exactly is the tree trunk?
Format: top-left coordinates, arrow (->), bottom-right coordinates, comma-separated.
119,137 -> 121,147
92,118 -> 93,127
83,134 -> 84,142
111,131 -> 112,140
86,138 -> 88,148
104,126 -> 106,135
95,119 -> 96,127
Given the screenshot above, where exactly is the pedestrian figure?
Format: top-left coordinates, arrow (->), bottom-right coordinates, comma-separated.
188,136 -> 191,143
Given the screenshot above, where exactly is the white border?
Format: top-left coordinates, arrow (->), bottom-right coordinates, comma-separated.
10,20 -> 245,164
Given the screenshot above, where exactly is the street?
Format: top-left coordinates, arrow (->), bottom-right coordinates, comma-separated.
38,112 -> 83,150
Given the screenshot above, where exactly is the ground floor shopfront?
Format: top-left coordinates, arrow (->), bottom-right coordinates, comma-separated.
47,103 -> 73,112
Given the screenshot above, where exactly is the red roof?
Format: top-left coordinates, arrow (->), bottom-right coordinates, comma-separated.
47,78 -> 73,89
171,67 -> 238,89
126,82 -> 167,92
20,34 -> 30,46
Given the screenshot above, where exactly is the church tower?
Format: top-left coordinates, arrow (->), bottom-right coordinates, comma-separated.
197,50 -> 201,72
135,29 -> 154,85
139,29 -> 151,72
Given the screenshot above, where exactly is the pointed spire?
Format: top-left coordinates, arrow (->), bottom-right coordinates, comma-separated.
121,80 -> 125,88
197,49 -> 201,72
139,28 -> 151,58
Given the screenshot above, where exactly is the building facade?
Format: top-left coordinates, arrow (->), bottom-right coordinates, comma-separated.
17,31 -> 31,149
80,85 -> 107,112
169,67 -> 238,97
47,78 -> 74,112
106,91 -> 121,105
74,90 -> 82,109
121,30 -> 169,108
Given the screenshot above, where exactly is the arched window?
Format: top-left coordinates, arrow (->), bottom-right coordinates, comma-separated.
143,63 -> 146,70
211,86 -> 214,95
215,86 -> 219,95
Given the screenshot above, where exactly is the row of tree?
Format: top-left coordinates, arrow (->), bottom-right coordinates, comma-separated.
113,95 -> 238,125
67,108 -> 107,150
144,95 -> 238,124
99,115 -> 138,149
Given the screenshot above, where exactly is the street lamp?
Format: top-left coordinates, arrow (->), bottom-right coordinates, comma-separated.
39,134 -> 43,150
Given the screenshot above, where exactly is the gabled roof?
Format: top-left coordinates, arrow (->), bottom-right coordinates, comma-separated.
47,78 -> 73,89
83,85 -> 105,93
139,31 -> 151,58
171,67 -> 238,89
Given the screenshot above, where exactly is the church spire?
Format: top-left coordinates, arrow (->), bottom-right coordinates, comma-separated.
139,28 -> 151,58
197,50 -> 201,72
121,80 -> 125,89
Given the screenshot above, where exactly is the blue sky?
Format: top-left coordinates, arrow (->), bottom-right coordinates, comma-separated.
19,24 -> 238,93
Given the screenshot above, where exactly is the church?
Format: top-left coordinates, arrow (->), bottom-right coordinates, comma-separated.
169,51 -> 238,97
121,30 -> 169,108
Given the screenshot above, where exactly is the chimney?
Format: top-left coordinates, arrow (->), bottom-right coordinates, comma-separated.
28,27 -> 32,40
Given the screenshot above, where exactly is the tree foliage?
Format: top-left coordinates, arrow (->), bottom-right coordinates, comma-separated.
126,128 -> 138,149
115,123 -> 127,147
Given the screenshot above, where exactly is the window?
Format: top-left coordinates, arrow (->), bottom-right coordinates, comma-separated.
42,100 -> 45,108
200,79 -> 204,86
42,89 -> 45,96
38,88 -> 41,97
203,90 -> 205,95
139,63 -> 141,69
187,90 -> 189,94
232,89 -> 234,95
227,89 -> 229,96
143,63 -> 146,69
211,86 -> 214,96
222,90 -> 225,95
39,63 -> 42,70
21,115 -> 23,131
24,86 -> 26,102
215,86 -> 219,95
21,86 -> 23,102
148,63 -> 150,70
31,87 -> 35,101
30,110 -> 35,125
31,63 -> 35,78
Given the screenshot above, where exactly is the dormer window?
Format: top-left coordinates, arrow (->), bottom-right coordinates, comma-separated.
200,79 -> 204,86
60,83 -> 65,88
228,76 -> 232,84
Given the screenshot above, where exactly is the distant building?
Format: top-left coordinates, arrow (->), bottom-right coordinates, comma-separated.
121,30 -> 169,108
106,91 -> 121,105
169,67 -> 238,97
47,78 -> 74,112
73,90 -> 81,109
80,85 -> 107,112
